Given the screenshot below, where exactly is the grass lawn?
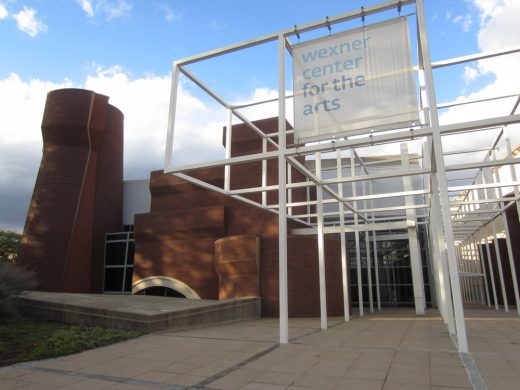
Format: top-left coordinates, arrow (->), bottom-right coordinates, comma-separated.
0,319 -> 142,367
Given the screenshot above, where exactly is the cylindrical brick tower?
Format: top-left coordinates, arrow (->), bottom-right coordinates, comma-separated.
18,88 -> 124,293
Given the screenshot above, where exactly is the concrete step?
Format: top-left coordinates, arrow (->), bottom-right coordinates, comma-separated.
13,291 -> 261,333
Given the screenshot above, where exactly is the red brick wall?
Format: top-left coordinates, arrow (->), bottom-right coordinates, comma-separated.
18,88 -> 123,293
133,118 -> 349,317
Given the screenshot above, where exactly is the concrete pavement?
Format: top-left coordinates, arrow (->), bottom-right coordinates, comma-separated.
1,307 -> 519,389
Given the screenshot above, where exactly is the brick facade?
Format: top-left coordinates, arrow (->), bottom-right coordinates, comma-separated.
18,88 -> 123,293
133,118 -> 349,317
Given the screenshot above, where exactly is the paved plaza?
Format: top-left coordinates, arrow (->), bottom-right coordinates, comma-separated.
1,307 -> 519,389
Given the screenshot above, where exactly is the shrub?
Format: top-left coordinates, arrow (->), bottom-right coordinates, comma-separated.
0,230 -> 21,264
31,326 -> 141,359
0,262 -> 36,317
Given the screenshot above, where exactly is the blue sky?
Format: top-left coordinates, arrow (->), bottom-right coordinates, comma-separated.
1,0 -> 519,231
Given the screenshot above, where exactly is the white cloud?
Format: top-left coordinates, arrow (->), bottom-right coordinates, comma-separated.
452,13 -> 473,32
473,0 -> 506,23
0,74 -> 72,231
96,0 -> 132,21
76,0 -> 94,18
462,65 -> 480,84
13,6 -> 47,37
0,2 -> 8,20
157,3 -> 181,23
439,0 -> 520,153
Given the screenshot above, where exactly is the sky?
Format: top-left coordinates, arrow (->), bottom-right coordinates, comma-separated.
0,0 -> 519,232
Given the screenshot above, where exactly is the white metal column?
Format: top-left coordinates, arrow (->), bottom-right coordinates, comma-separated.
417,0 -> 468,352
316,152 -> 328,330
484,227 -> 499,310
493,153 -> 520,315
337,151 -> 350,321
363,181 -> 374,313
401,143 -> 426,314
351,154 -> 364,316
277,33 -> 289,344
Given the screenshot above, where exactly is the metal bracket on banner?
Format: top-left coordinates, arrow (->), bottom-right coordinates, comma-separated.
361,7 -> 366,26
325,16 -> 332,35
294,25 -> 300,41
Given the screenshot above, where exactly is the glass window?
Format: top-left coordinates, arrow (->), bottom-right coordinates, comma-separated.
105,242 -> 127,266
104,268 -> 124,292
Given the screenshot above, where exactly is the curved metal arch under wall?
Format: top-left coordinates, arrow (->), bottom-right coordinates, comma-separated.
132,276 -> 201,299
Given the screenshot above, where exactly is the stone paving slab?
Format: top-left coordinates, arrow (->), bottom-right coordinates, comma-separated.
2,305 -> 519,389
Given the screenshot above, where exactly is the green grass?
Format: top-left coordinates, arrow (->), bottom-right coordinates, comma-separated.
0,319 -> 142,367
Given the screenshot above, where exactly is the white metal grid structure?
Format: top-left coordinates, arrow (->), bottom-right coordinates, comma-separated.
164,0 -> 520,353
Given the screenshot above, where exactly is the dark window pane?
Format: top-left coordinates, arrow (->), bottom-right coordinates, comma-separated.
104,268 -> 124,292
126,242 -> 135,266
124,267 -> 133,292
106,233 -> 128,241
105,242 -> 126,265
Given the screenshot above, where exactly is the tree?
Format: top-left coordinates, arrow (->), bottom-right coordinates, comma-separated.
0,230 -> 21,264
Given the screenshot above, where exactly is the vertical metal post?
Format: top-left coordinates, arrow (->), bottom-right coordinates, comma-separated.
472,234 -> 491,306
401,143 -> 425,315
224,109 -> 233,192
287,163 -> 293,216
431,174 -> 454,332
336,151 -> 350,321
368,180 -> 381,310
417,0 -> 467,352
493,153 -> 520,315
484,227 -> 499,310
277,33 -> 289,344
455,247 -> 468,302
262,138 -> 267,206
165,63 -> 180,170
504,127 -> 520,222
491,220 -> 509,312
475,236 -> 491,306
482,167 -> 509,311
363,181 -> 374,313
315,152 -> 328,330
351,154 -> 364,316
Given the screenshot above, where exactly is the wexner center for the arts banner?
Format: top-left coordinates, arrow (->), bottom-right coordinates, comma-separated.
293,17 -> 419,143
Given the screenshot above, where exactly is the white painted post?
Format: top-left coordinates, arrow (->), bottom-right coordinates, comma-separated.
417,0 -> 468,351
316,152 -> 328,330
351,154 -> 364,316
484,227 -> 499,310
165,63 -> 180,170
504,127 -> 520,223
262,138 -> 267,206
224,109 -> 233,192
336,151 -> 350,321
277,33 -> 289,344
369,181 -> 382,310
363,181 -> 374,313
493,154 -> 520,315
401,143 -> 426,315
491,220 -> 509,312
431,175 -> 455,332
475,236 -> 491,306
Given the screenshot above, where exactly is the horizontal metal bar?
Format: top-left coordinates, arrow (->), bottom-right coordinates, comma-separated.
438,94 -> 519,110
448,181 -> 520,192
175,0 -> 415,66
344,189 -> 429,202
165,151 -> 279,174
432,45 -> 520,69
446,157 -> 520,172
321,167 -> 430,185
292,220 -> 408,235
